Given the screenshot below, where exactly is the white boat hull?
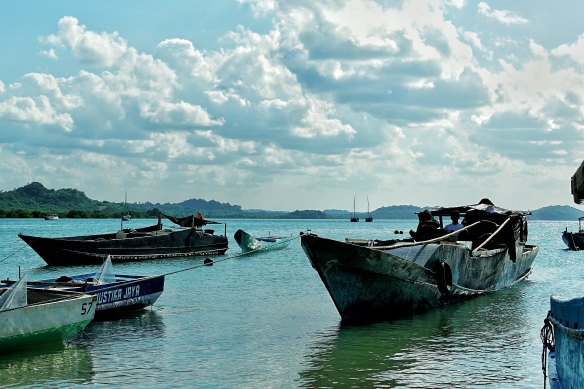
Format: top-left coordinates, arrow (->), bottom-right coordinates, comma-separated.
0,290 -> 96,351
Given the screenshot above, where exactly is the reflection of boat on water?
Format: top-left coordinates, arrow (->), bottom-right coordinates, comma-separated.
0,343 -> 94,387
18,214 -> 228,265
301,200 -> 538,323
78,309 -> 165,349
300,287 -> 532,387
233,229 -> 292,254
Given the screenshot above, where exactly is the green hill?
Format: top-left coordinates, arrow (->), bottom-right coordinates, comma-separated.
530,205 -> 584,220
2,182 -> 584,220
0,182 -> 117,213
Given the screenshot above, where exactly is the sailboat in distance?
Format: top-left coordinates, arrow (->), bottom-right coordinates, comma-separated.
365,196 -> 373,222
350,196 -> 359,222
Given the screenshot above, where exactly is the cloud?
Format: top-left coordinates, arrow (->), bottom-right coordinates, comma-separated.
0,2 -> 583,211
43,16 -> 128,67
477,2 -> 528,25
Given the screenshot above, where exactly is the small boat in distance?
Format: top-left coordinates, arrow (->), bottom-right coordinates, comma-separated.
234,229 -> 292,254
561,216 -> 584,250
301,199 -> 539,323
350,196 -> 359,222
121,192 -> 131,222
0,275 -> 96,352
19,214 -> 228,265
365,196 -> 373,222
44,214 -> 59,220
2,257 -> 165,320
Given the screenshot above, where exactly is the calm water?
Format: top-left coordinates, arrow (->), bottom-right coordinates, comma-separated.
0,218 -> 580,388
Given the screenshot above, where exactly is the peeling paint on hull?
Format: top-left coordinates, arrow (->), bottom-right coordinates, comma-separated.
301,234 -> 539,323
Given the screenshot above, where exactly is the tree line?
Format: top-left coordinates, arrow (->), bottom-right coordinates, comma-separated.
0,208 -> 163,219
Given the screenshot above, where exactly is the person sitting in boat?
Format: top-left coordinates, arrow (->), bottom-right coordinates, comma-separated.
445,211 -> 463,232
196,212 -> 203,219
409,210 -> 443,241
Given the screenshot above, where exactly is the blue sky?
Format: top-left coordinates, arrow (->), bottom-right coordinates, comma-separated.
1,0 -> 584,212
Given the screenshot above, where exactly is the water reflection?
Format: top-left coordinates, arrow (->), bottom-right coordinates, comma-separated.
0,343 -> 93,387
70,309 -> 167,385
299,283 -> 541,388
76,308 -> 166,347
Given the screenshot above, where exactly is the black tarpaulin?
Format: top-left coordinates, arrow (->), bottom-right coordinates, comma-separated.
164,214 -> 220,227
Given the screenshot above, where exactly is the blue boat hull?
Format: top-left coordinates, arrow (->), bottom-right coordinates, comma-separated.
548,295 -> 584,388
32,273 -> 165,320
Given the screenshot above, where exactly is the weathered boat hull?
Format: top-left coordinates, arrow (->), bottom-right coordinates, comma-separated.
562,230 -> 584,250
0,289 -> 96,352
33,273 -> 165,319
19,224 -> 228,265
234,229 -> 291,254
547,295 -> 584,388
301,233 -> 538,322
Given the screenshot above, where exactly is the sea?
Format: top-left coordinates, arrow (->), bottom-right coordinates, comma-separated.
0,217 -> 580,388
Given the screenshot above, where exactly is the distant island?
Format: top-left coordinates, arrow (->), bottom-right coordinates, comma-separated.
0,182 -> 582,220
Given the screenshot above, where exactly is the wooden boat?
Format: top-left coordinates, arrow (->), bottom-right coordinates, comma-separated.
542,294 -> 584,388
3,257 -> 165,319
301,200 -> 539,323
0,276 -> 96,352
561,217 -> 584,250
365,196 -> 373,222
18,214 -> 228,265
233,229 -> 292,254
350,196 -> 359,222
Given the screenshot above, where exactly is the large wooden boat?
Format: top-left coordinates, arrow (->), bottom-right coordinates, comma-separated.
0,276 -> 96,352
18,214 -> 228,265
301,200 -> 539,323
234,229 -> 292,254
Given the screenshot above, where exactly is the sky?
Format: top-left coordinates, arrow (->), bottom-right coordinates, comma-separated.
1,0 -> 584,212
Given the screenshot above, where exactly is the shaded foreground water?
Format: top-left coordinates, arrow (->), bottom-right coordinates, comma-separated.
0,218 -> 580,388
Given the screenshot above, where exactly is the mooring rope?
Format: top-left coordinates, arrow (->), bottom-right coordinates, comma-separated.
162,234 -> 301,277
540,311 -> 555,389
0,245 -> 29,265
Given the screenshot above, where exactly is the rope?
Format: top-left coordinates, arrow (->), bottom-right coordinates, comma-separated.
0,245 -> 29,264
472,217 -> 510,252
540,311 -> 555,389
162,234 -> 301,277
370,221 -> 482,250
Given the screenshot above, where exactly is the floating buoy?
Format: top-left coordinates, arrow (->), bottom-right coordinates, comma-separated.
203,258 -> 213,266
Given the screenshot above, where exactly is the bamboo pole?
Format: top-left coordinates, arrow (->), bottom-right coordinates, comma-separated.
370,220 -> 482,250
472,217 -> 510,252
